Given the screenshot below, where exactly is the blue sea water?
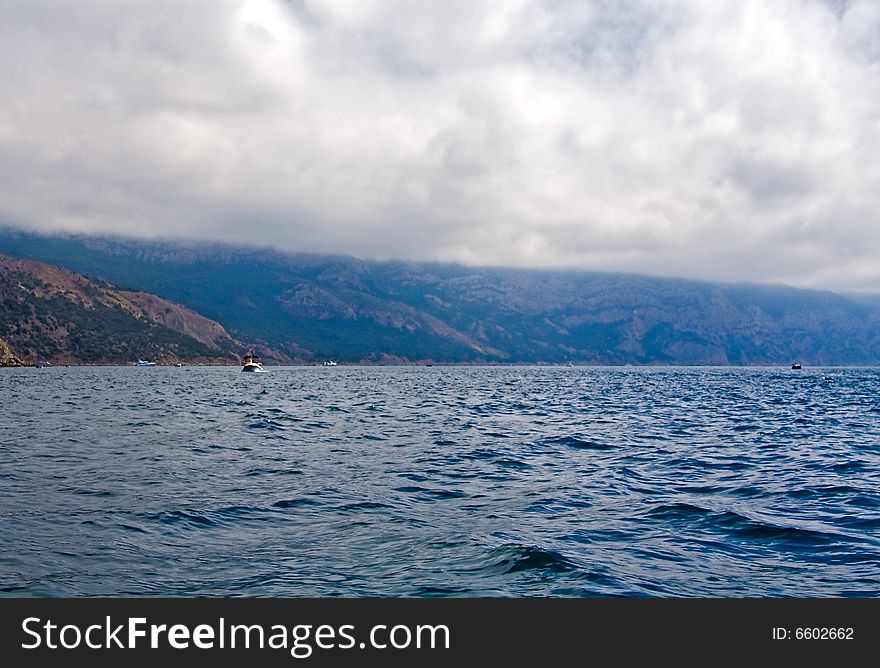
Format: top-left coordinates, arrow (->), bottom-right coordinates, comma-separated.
1,365 -> 879,597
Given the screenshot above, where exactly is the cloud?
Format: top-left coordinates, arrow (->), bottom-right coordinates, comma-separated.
1,0 -> 879,290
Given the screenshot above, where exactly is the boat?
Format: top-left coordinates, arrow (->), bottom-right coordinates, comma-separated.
322,360 -> 338,366
242,353 -> 266,373
174,362 -> 183,368
35,361 -> 49,368
136,359 -> 157,367
791,362 -> 802,370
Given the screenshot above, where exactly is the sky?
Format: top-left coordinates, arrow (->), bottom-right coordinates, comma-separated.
1,0 -> 879,291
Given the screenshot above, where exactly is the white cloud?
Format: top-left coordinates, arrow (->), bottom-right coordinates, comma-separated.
1,0 -> 879,290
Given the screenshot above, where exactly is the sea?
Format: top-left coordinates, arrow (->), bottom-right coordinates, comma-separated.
1,365 -> 879,597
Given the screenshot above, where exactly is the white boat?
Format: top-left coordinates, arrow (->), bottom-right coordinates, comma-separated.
322,360 -> 338,366
242,353 -> 266,373
136,359 -> 157,367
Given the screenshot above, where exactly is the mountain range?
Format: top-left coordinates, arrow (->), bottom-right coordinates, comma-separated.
1,228 -> 879,365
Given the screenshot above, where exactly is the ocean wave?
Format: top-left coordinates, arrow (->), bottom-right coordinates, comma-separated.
483,543 -> 581,575
272,498 -> 321,509
394,486 -> 467,500
142,505 -> 279,530
539,435 -> 617,450
645,503 -> 856,548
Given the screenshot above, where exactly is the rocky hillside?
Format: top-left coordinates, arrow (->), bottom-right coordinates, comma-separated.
0,336 -> 24,366
0,255 -> 248,365
2,230 -> 880,365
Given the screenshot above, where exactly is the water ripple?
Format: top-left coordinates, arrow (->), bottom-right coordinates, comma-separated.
2,365 -> 880,596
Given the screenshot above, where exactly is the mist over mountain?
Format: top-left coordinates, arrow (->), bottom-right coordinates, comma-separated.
1,229 -> 879,365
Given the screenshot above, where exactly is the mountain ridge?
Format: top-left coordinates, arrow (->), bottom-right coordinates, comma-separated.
1,228 -> 879,365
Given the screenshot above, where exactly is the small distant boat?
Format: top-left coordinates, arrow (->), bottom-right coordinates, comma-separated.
566,361 -> 574,367
35,361 -> 49,368
136,359 -> 157,367
322,360 -> 338,366
791,362 -> 802,370
242,353 -> 266,373
174,362 -> 183,368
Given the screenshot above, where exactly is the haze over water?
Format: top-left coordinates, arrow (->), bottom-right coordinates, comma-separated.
2,365 -> 879,597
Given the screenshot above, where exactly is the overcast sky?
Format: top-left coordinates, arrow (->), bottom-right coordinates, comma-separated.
1,0 -> 879,291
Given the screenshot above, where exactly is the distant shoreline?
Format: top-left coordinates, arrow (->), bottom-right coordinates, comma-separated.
4,362 -> 878,369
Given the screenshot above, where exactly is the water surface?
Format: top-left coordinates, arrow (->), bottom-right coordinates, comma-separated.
2,365 -> 878,597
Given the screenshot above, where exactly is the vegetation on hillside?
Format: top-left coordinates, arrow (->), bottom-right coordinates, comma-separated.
2,229 -> 880,365
0,256 -> 243,365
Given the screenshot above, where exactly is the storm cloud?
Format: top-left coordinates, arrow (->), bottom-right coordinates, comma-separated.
1,0 -> 879,290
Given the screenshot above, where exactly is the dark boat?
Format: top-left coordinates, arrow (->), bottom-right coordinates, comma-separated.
791,362 -> 802,369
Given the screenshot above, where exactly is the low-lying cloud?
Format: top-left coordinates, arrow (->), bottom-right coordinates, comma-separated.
1,0 -> 879,291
